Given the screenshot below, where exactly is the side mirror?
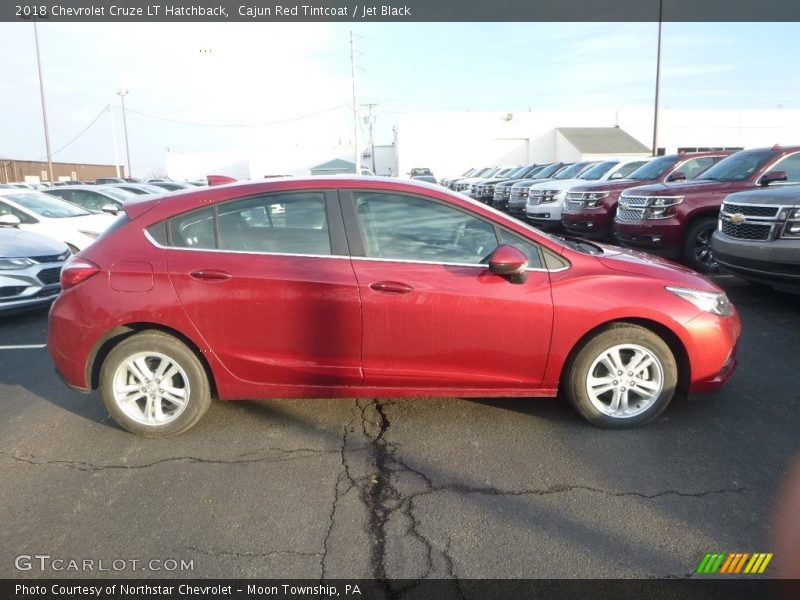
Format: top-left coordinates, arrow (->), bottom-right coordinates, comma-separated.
489,244 -> 528,284
101,204 -> 120,215
760,170 -> 787,186
667,171 -> 686,182
0,214 -> 21,228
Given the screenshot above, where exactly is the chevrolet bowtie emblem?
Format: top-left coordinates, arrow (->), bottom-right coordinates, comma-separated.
619,201 -> 629,210
729,213 -> 746,225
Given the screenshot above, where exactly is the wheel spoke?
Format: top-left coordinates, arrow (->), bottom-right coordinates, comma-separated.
619,389 -> 630,413
160,386 -> 187,408
633,377 -> 660,392
608,388 -> 621,413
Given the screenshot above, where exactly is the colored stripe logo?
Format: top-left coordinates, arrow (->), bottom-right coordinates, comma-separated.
696,552 -> 773,574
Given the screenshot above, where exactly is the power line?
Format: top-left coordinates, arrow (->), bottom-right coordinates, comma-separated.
35,105 -> 108,161
122,104 -> 349,128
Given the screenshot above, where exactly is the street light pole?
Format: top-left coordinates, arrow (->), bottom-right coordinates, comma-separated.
33,19 -> 54,184
361,103 -> 378,174
652,0 -> 664,156
116,88 -> 132,178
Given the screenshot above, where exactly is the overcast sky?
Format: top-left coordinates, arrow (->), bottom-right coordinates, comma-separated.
1,21 -> 798,177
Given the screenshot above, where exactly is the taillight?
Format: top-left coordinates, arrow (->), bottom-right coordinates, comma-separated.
60,257 -> 100,290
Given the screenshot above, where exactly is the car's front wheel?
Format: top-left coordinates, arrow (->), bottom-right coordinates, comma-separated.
564,324 -> 678,428
99,331 -> 212,436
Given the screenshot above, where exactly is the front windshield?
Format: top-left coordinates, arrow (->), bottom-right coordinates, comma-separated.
628,156 -> 679,180
554,162 -> 591,180
481,168 -> 500,178
528,163 -> 561,179
7,192 -> 91,217
696,149 -> 777,182
578,161 -> 619,181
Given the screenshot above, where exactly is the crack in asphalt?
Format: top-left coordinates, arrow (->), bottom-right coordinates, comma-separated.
321,399 -> 750,586
184,545 -> 322,560
0,447 -> 341,472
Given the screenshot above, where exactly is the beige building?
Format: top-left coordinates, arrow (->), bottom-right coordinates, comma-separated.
0,158 -> 125,184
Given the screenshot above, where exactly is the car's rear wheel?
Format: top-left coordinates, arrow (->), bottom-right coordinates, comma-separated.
564,324 -> 678,428
683,217 -> 719,273
99,331 -> 211,436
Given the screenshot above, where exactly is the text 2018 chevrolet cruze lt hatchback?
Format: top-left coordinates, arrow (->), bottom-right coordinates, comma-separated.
47,177 -> 741,435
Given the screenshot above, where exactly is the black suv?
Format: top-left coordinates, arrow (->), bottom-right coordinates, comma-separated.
711,185 -> 800,293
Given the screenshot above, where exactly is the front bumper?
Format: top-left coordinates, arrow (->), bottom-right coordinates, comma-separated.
683,309 -> 741,393
614,218 -> 683,259
562,209 -> 614,238
712,231 -> 800,290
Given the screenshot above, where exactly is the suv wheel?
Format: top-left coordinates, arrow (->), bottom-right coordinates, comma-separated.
683,217 -> 719,273
99,331 -> 212,436
564,324 -> 678,428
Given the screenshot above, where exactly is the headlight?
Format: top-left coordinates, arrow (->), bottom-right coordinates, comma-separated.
584,191 -> 610,208
645,196 -> 683,219
666,286 -> 733,317
0,257 -> 35,270
78,230 -> 100,239
781,205 -> 800,239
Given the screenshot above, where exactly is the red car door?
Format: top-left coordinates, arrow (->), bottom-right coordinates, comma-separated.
165,189 -> 362,387
341,189 -> 553,389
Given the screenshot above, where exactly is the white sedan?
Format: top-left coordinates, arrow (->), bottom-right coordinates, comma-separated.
524,158 -> 650,228
0,189 -> 116,252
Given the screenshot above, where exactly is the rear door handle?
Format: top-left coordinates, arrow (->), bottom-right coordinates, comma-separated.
369,281 -> 414,295
190,269 -> 232,282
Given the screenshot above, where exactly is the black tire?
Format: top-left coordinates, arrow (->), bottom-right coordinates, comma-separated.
563,323 -> 678,428
682,217 -> 719,273
99,331 -> 212,436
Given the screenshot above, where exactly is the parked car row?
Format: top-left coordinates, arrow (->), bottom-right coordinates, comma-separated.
441,146 -> 800,274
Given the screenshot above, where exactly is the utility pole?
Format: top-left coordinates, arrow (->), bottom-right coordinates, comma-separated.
33,19 -> 54,183
108,104 -> 121,177
361,103 -> 378,174
116,88 -> 132,178
652,0 -> 663,156
350,31 -> 361,174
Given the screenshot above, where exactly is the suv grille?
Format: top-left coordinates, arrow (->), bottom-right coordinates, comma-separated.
720,221 -> 772,241
616,195 -> 649,221
721,203 -> 780,218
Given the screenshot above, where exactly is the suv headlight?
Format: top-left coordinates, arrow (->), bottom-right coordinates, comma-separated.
584,191 -> 610,208
666,286 -> 733,317
0,257 -> 35,270
646,196 -> 683,219
781,206 -> 800,239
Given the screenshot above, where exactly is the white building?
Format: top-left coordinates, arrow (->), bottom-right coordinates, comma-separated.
165,108 -> 800,181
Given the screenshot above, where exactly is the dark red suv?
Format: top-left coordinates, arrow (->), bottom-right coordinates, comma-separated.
562,152 -> 731,241
613,146 -> 800,272
48,177 -> 741,435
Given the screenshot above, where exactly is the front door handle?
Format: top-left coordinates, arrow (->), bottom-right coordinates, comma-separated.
369,281 -> 414,295
190,269 -> 232,282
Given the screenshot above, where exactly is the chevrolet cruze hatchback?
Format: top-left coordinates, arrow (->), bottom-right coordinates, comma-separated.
48,177 -> 741,435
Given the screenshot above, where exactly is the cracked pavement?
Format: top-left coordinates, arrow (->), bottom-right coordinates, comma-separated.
1,277 -> 798,579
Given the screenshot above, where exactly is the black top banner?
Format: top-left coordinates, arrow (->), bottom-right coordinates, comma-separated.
4,0 -> 800,22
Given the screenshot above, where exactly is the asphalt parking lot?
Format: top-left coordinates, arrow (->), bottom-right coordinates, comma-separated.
0,275 -> 798,580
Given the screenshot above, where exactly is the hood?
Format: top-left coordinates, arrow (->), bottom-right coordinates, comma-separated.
724,184 -> 800,206
512,178 -> 554,189
595,244 -> 719,292
495,178 -> 529,188
567,177 -> 660,194
66,213 -> 117,234
621,179 -> 726,196
0,227 -> 70,258
528,178 -> 584,191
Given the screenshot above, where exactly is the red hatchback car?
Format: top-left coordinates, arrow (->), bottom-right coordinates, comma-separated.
48,178 -> 741,435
